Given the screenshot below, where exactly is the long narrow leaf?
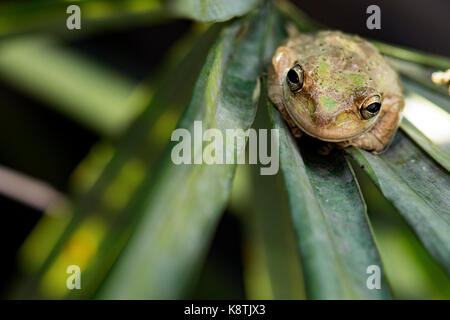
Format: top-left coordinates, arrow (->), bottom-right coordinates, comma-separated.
388,57 -> 449,97
233,7 -> 306,299
347,133 -> 450,275
98,8 -> 271,299
372,40 -> 450,70
167,0 -> 261,22
275,0 -> 322,32
268,98 -> 391,299
401,77 -> 450,113
240,166 -> 306,299
401,119 -> 450,172
13,24 -> 221,299
0,0 -> 164,37
400,91 -> 450,171
0,36 -> 136,136
241,86 -> 305,299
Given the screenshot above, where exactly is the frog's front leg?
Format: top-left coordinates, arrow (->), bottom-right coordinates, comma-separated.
338,95 -> 404,153
278,104 -> 303,138
317,142 -> 335,155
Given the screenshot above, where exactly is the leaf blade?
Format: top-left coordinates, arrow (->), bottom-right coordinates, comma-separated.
0,0 -> 165,37
12,24 -> 221,299
400,90 -> 450,172
268,100 -> 391,299
98,9 -> 271,299
0,36 -> 137,136
400,118 -> 450,172
373,40 -> 450,70
347,132 -> 450,274
167,0 -> 261,22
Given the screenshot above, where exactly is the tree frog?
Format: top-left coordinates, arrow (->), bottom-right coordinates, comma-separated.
268,29 -> 404,153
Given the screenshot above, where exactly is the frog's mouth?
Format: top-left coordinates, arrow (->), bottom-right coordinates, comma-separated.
298,126 -> 370,142
285,105 -> 377,142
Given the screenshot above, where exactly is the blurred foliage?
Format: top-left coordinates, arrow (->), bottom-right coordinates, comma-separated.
1,0 -> 448,300
98,9 -> 270,299
0,35 -> 136,136
167,0 -> 262,22
0,0 -> 166,38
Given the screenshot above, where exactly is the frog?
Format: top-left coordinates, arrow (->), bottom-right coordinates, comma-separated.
268,28 -> 404,153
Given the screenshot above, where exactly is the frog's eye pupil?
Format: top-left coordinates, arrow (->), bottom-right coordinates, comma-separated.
360,96 -> 381,120
366,102 -> 381,113
287,69 -> 299,84
286,64 -> 304,92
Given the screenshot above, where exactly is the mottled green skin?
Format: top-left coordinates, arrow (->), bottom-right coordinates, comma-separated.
269,30 -> 404,152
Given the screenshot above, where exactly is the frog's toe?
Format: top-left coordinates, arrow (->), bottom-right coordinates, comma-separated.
317,143 -> 335,155
291,127 -> 303,139
345,134 -> 386,153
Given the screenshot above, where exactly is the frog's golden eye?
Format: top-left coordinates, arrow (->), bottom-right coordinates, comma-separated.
286,64 -> 304,92
360,95 -> 381,120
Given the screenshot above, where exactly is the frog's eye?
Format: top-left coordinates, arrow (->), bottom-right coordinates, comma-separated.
286,64 -> 304,92
360,95 -> 381,120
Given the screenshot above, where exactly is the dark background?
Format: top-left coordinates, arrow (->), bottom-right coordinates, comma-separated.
1,0 -> 449,297
295,0 -> 450,56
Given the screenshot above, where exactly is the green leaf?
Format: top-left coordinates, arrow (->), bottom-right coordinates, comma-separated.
0,36 -> 137,136
275,0 -> 323,32
239,164 -> 306,299
401,77 -> 450,113
0,0 -> 165,37
372,40 -> 450,70
233,9 -> 305,300
401,118 -> 450,172
97,8 -> 272,299
347,132 -> 450,275
239,86 -> 305,299
268,98 -> 391,299
352,162 -> 450,299
12,24 -> 221,299
167,0 -> 261,22
400,90 -> 450,172
384,49 -> 450,173
388,57 -> 449,97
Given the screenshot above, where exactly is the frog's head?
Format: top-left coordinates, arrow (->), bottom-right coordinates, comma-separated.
272,37 -> 383,142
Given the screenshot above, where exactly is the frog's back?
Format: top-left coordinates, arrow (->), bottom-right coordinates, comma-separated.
285,30 -> 402,98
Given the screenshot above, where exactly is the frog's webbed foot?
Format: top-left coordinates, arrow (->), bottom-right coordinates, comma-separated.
291,126 -> 303,139
337,95 -> 404,153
